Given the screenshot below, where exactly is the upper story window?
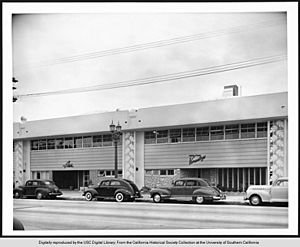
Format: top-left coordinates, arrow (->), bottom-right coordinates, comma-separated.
196,127 -> 209,141
64,137 -> 74,149
157,130 -> 168,143
225,125 -> 239,139
38,139 -> 47,150
241,123 -> 255,138
31,140 -> 39,150
47,139 -> 55,149
83,136 -> 92,148
257,122 -> 267,138
169,129 -> 181,143
182,128 -> 195,142
74,137 -> 83,148
145,131 -> 156,144
55,138 -> 64,149
103,134 -> 113,146
93,135 -> 102,147
210,126 -> 224,140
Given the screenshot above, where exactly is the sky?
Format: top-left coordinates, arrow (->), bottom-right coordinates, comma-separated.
9,5 -> 291,122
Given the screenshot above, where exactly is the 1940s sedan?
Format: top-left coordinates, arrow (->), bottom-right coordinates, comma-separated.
149,178 -> 226,204
83,178 -> 141,202
13,179 -> 63,199
245,177 -> 288,206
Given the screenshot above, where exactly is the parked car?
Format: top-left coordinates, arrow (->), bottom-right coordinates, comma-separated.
83,178 -> 141,202
149,178 -> 226,204
13,179 -> 63,199
244,177 -> 288,206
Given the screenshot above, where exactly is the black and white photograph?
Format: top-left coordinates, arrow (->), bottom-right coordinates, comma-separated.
2,2 -> 299,246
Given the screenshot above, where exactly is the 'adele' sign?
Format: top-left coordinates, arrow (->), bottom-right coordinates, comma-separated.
63,160 -> 74,168
188,154 -> 206,165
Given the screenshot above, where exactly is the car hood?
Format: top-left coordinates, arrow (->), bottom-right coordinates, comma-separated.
247,185 -> 271,190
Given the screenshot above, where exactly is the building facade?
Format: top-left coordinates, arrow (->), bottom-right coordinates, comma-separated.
13,92 -> 288,191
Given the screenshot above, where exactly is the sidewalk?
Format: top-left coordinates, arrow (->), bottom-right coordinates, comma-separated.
59,189 -> 248,205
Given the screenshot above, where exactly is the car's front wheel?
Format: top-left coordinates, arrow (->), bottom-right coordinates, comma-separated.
85,192 -> 93,201
153,193 -> 162,203
36,192 -> 44,200
249,195 -> 262,206
115,192 -> 125,202
14,191 -> 22,199
194,196 -> 205,204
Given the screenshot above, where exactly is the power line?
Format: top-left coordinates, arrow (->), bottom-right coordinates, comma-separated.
15,54 -> 287,99
14,18 -> 286,70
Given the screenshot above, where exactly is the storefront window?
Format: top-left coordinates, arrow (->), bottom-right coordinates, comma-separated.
169,129 -> 181,143
196,127 -> 209,141
182,128 -> 195,142
241,123 -> 255,138
210,126 -> 224,140
225,125 -> 239,139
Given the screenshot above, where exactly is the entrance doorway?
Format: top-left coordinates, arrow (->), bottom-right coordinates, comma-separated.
52,170 -> 89,189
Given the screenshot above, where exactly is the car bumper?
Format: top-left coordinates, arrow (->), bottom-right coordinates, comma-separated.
213,194 -> 226,200
48,192 -> 63,196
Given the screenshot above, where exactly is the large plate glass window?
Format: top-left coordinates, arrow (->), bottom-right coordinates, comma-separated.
144,131 -> 156,144
241,123 -> 255,138
182,128 -> 195,142
225,125 -> 239,139
196,127 -> 209,141
157,130 -> 168,143
210,126 -> 224,140
169,129 -> 182,143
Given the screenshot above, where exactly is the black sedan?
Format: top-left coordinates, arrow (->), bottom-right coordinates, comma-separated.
83,178 -> 141,202
13,179 -> 62,199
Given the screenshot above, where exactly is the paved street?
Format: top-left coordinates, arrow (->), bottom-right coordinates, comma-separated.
13,198 -> 288,230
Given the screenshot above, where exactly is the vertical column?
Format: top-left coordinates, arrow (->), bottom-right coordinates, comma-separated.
269,119 -> 286,184
14,141 -> 24,186
123,131 -> 135,182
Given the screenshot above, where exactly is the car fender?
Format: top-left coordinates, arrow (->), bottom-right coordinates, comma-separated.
114,188 -> 132,197
193,188 -> 216,197
35,188 -> 50,196
13,187 -> 24,194
247,189 -> 271,202
150,188 -> 171,197
83,188 -> 98,196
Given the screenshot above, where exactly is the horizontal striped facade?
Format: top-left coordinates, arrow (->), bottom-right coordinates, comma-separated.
144,138 -> 267,169
30,146 -> 122,171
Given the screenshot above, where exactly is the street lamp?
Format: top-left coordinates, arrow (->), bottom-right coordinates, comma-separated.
109,121 -> 122,178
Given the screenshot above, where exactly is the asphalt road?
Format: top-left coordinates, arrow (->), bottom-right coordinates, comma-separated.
13,199 -> 288,230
